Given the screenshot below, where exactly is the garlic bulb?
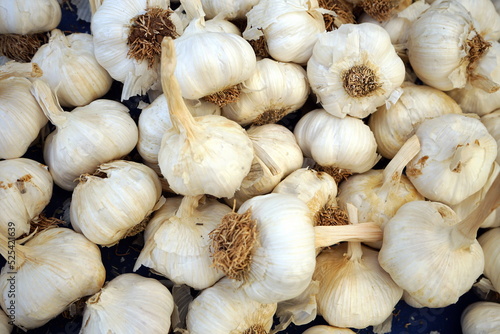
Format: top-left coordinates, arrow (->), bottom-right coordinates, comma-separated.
70,160 -> 164,247
0,310 -> 12,334
91,0 -> 183,100
0,227 -> 106,330
209,193 -> 316,304
31,29 -> 113,107
137,93 -> 220,165
369,82 -> 462,159
407,0 -> 500,92
31,80 -> 139,191
482,110 -> 500,164
157,37 -> 254,198
337,135 -> 424,249
461,302 -> 500,334
222,58 -> 310,126
294,108 -> 381,175
449,0 -> 500,41
313,204 -> 403,329
478,227 -> 500,292
186,277 -> 277,334
0,158 -> 53,239
134,195 -> 229,290
80,273 -> 174,334
406,113 -> 497,206
307,23 -> 405,119
200,0 -> 259,20
228,124 -> 304,207
303,325 -> 356,334
243,0 -> 326,65
378,176 -> 500,308
0,62 -> 47,159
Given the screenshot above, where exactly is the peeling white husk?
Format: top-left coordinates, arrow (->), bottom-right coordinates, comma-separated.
0,0 -> 61,34
0,228 -> 106,330
243,0 -> 326,65
461,302 -> 500,334
0,310 -> 12,334
200,0 -> 259,20
134,195 -> 229,290
481,110 -> 500,164
31,29 -> 113,107
0,158 -> 53,239
31,80 -> 139,191
80,273 -> 174,334
478,227 -> 500,292
307,23 -> 405,119
222,58 -> 310,126
294,109 -> 381,174
70,160 -> 164,247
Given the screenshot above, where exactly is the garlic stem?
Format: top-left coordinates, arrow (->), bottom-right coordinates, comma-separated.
30,80 -> 67,126
455,173 -> 500,244
449,143 -> 476,173
314,223 -> 383,248
160,37 -> 198,138
251,140 -> 281,176
378,134 -> 420,201
0,62 -> 42,80
345,203 -> 363,261
180,0 -> 206,22
175,195 -> 203,218
0,233 -> 27,270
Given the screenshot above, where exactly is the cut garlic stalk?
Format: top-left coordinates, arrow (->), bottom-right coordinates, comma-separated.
30,80 -> 139,191
80,273 -> 174,334
0,228 -> 106,331
461,302 -> 500,334
157,37 -> 254,198
0,158 -> 53,239
478,227 -> 500,292
379,174 -> 500,308
70,160 -> 164,247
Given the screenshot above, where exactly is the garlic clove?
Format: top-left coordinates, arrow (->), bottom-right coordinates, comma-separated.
80,273 -> 174,334
461,301 -> 500,334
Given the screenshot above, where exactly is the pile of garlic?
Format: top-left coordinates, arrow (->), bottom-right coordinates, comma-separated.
1,0 -> 500,333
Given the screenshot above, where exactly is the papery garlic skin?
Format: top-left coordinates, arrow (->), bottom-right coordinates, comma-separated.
187,277 -> 277,334
0,158 -> 53,238
80,273 -> 174,334
243,0 -> 326,65
369,82 -> 462,159
406,113 -> 497,206
307,23 -> 405,119
201,0 -> 259,20
0,0 -> 61,34
482,110 -> 500,164
294,109 -> 380,174
222,58 -> 310,126
0,76 -> 48,159
0,228 -> 106,330
303,325 -> 356,334
0,310 -> 12,334
134,196 -> 229,290
379,201 -> 485,308
478,228 -> 500,292
31,29 -> 113,107
315,244 -> 403,328
70,160 -> 163,247
461,301 -> 500,334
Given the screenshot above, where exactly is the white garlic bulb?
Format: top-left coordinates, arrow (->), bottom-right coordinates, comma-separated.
0,227 -> 106,330
294,109 -> 381,174
186,277 -> 277,334
447,81 -> 500,117
31,29 -> 113,107
91,0 -> 183,100
461,302 -> 500,334
0,62 -> 47,160
70,160 -> 164,247
482,110 -> 500,164
369,82 -> 462,159
137,93 -> 220,165
303,325 -> 356,334
80,273 -> 174,334
0,0 -> 61,35
157,37 -> 254,198
450,0 -> 500,41
407,0 -> 500,92
134,195 -> 229,290
228,124 -> 304,207
222,58 -> 310,126
478,227 -> 500,292
200,0 -> 259,20
0,310 -> 12,334
313,204 -> 403,329
0,158 -> 53,239
31,80 -> 139,191
406,113 -> 497,206
210,193 -> 316,304
243,0 -> 326,65
307,23 -> 405,119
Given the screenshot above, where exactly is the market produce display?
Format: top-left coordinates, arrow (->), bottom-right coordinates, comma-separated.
1,0 -> 500,333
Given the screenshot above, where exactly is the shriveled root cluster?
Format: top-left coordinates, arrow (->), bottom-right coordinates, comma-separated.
466,31 -> 491,74
242,324 -> 268,334
315,205 -> 350,226
341,64 -> 382,98
209,209 -> 257,281
318,0 -> 356,31
253,108 -> 290,126
203,85 -> 241,107
248,34 -> 270,58
313,164 -> 353,184
27,214 -> 65,236
0,33 -> 48,62
360,0 -> 400,22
